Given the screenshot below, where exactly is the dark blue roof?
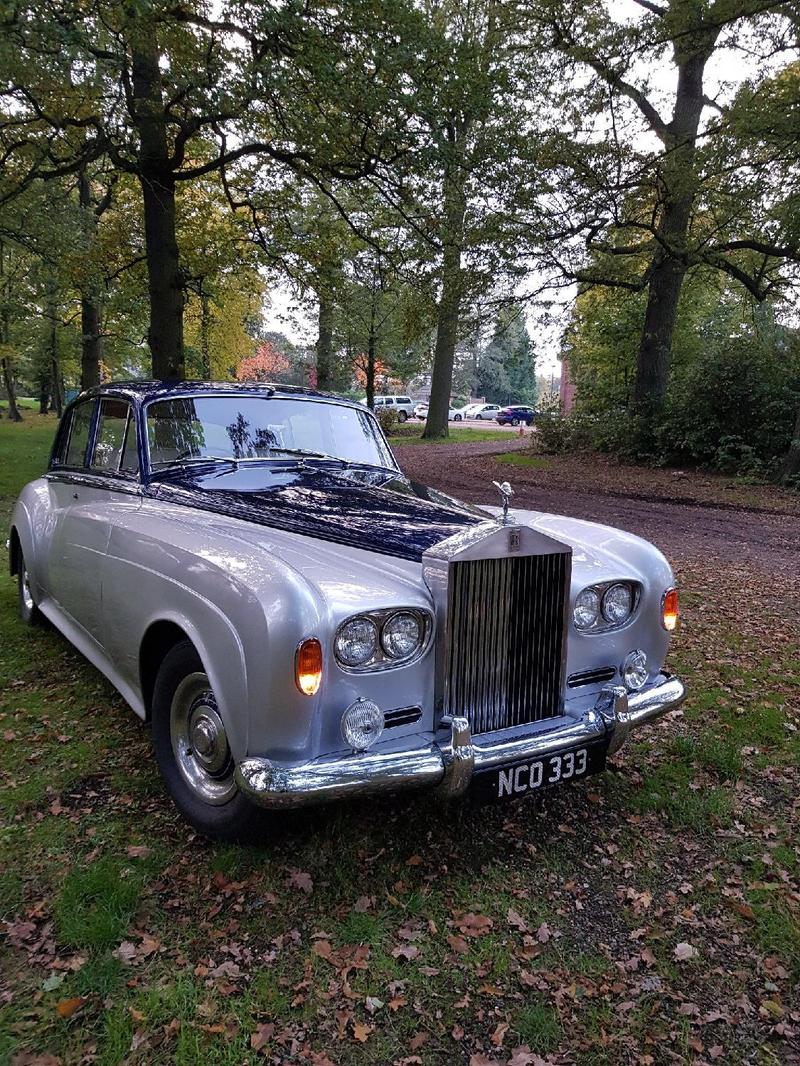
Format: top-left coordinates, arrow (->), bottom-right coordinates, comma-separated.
73,380 -> 360,408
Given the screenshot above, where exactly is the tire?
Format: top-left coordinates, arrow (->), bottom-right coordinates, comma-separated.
397,410 -> 408,423
453,414 -> 462,421
511,418 -> 520,427
17,548 -> 42,626
151,641 -> 263,840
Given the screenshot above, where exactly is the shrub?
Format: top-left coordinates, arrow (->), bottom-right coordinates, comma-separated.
375,406 -> 399,434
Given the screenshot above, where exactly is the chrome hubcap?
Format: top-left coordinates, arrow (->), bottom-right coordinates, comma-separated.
20,567 -> 34,613
170,673 -> 236,805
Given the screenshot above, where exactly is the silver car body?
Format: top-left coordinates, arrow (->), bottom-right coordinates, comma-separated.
9,383 -> 684,810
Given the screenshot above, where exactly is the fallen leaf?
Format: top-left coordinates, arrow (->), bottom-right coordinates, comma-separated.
674,942 -> 697,962
391,944 -> 419,961
409,1031 -> 429,1050
447,934 -> 469,955
56,996 -> 86,1018
287,869 -> 313,894
126,845 -> 152,859
250,1022 -> 275,1051
536,922 -> 551,944
457,913 -> 493,937
491,1022 -> 509,1046
352,1021 -> 372,1042
507,907 -> 529,932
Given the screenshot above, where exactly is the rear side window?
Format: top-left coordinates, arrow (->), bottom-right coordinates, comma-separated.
397,397 -> 411,405
64,401 -> 96,468
91,398 -> 133,473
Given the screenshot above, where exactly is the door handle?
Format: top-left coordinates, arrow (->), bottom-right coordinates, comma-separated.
72,492 -> 79,500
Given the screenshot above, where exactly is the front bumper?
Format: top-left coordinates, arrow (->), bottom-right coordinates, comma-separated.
235,673 -> 686,810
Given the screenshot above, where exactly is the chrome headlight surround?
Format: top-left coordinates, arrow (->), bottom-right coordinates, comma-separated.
573,580 -> 641,633
333,608 -> 433,672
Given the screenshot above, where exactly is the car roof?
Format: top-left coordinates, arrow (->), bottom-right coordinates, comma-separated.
68,380 -> 363,410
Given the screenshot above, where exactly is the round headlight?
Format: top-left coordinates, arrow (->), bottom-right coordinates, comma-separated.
341,698 -> 384,751
622,649 -> 648,691
381,612 -> 422,660
335,617 -> 379,667
574,587 -> 601,630
602,583 -> 633,625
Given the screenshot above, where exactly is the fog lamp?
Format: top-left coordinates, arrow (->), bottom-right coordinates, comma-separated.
341,698 -> 384,752
295,638 -> 322,695
662,587 -> 679,632
622,649 -> 648,691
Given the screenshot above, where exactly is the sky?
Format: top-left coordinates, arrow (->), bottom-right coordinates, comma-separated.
261,2 -> 793,379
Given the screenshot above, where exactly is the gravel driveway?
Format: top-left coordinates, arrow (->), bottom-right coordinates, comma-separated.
394,442 -> 800,585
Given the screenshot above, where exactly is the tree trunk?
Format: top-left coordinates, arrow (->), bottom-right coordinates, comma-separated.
78,168 -> 103,389
0,356 -> 22,422
782,404 -> 800,479
634,40 -> 716,410
38,373 -> 50,414
424,146 -> 468,440
315,284 -> 335,391
0,242 -> 22,421
46,276 -> 63,416
199,290 -> 211,379
634,200 -> 692,408
366,302 -> 376,408
130,23 -> 185,380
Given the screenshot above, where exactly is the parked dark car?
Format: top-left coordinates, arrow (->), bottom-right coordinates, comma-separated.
496,405 -> 536,426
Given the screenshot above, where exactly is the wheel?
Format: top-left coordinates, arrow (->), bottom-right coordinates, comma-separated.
453,414 -> 462,421
397,410 -> 408,423
511,418 -> 520,426
151,641 -> 262,840
17,548 -> 42,626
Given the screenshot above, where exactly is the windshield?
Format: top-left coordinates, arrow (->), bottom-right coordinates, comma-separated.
146,395 -> 396,471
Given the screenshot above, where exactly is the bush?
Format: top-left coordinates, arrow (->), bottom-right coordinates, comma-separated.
375,406 -> 399,434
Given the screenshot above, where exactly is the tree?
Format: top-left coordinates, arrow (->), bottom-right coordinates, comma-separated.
533,0 -> 800,414
1,0 -> 422,379
478,309 -> 537,406
236,341 -> 290,383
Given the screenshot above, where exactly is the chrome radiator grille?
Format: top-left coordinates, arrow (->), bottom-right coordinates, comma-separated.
442,552 -> 570,734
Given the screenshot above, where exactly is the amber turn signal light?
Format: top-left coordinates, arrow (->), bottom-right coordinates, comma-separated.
295,638 -> 322,695
662,588 -> 679,632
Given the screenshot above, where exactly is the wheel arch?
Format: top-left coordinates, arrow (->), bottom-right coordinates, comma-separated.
139,620 -> 195,722
8,526 -> 21,576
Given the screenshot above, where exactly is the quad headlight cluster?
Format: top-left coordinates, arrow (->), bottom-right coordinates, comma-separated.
334,608 -> 432,671
573,581 -> 640,632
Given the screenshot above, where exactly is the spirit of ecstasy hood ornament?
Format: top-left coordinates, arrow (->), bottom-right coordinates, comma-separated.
492,480 -> 514,525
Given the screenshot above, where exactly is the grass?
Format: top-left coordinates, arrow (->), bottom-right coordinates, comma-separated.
388,426 -> 512,445
495,452 -> 552,469
0,416 -> 798,1064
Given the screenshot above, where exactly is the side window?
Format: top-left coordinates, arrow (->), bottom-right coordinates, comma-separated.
64,401 -> 96,468
398,397 -> 411,405
90,398 -> 131,472
121,410 -> 139,475
374,397 -> 384,406
385,397 -> 395,405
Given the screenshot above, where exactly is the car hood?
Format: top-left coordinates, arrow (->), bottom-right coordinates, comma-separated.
147,464 -> 485,562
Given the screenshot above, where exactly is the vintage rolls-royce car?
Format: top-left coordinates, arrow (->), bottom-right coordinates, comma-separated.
8,382 -> 684,838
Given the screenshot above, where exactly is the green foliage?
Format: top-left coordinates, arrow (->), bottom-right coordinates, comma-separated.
477,307 -> 537,406
561,275 -> 800,476
374,406 -> 399,434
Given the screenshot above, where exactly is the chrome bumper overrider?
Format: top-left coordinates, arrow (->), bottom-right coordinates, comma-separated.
235,674 -> 686,810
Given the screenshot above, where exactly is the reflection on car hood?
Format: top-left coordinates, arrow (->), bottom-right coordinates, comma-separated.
147,464 -> 485,562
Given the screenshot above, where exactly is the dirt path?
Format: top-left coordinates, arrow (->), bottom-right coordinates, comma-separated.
394,442 -> 800,582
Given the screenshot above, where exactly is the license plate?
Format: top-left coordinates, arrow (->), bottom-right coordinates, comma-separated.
472,741 -> 607,804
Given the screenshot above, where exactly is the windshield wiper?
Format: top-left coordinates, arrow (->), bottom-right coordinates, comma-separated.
154,456 -> 240,472
267,448 -> 350,466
